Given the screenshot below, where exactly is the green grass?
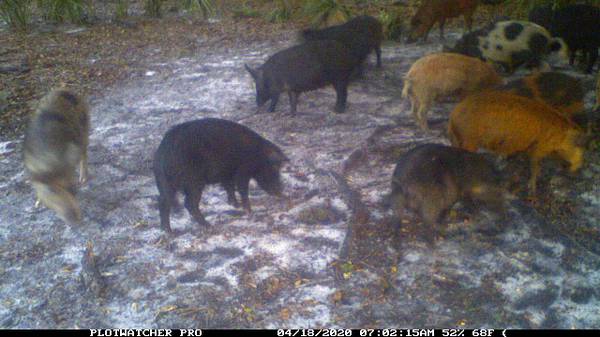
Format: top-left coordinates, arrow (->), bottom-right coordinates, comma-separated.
180,0 -> 215,18
303,0 -> 351,27
266,0 -> 292,23
144,0 -> 163,18
231,2 -> 261,19
36,0 -> 87,23
0,0 -> 33,31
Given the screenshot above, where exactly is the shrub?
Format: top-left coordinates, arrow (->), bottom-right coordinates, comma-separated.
0,0 -> 33,31
36,0 -> 87,23
145,0 -> 163,18
180,0 -> 215,18
303,0 -> 351,28
266,0 -> 292,23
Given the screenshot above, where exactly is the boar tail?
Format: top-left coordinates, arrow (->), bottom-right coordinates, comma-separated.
401,77 -> 412,100
447,120 -> 462,147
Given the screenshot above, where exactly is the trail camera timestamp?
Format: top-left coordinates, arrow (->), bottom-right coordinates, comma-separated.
357,329 -> 497,337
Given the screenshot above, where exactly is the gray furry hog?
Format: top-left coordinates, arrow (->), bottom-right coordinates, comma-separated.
301,15 -> 383,69
23,89 -> 90,224
446,20 -> 569,73
245,40 -> 359,114
390,143 -> 507,244
153,118 -> 288,232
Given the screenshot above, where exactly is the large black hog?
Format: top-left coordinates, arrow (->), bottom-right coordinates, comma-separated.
245,40 -> 359,114
530,4 -> 600,73
153,118 -> 288,232
301,15 -> 383,69
390,143 -> 507,244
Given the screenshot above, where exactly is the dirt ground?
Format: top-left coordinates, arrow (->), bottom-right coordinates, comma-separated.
1,5 -> 600,329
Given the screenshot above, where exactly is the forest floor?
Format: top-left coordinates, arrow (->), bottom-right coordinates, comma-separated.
1,6 -> 600,329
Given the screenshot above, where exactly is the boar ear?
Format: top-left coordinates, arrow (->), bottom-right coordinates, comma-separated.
245,64 -> 259,80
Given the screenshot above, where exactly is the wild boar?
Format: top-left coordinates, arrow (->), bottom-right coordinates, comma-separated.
301,15 -> 383,69
448,91 -> 585,195
245,40 -> 359,115
391,143 -> 507,244
402,52 -> 502,131
446,20 -> 569,73
153,118 -> 288,232
530,4 -> 600,73
406,0 -> 504,43
498,71 -> 584,119
23,89 -> 90,224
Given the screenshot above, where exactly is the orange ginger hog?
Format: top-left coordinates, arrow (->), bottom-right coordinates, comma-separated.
402,52 -> 502,131
448,91 -> 585,195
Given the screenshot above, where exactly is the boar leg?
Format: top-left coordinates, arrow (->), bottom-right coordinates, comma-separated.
416,96 -> 431,131
235,175 -> 252,213
223,181 -> 239,208
288,91 -> 299,115
375,46 -> 382,68
438,18 -> 446,40
79,150 -> 88,185
268,94 -> 279,113
586,47 -> 597,74
158,192 -> 173,232
183,186 -> 209,227
464,12 -> 473,32
528,158 -> 541,196
333,81 -> 348,113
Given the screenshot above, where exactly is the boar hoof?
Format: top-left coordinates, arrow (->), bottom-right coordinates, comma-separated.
334,105 -> 346,113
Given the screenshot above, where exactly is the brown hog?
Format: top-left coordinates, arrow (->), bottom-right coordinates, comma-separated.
498,71 -> 584,119
448,91 -> 585,195
406,0 -> 503,42
23,89 -> 90,224
402,52 -> 502,131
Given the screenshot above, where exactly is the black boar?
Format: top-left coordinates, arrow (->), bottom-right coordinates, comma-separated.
498,71 -> 584,119
390,143 -> 507,244
529,4 -> 600,73
446,20 -> 569,73
301,15 -> 383,69
153,118 -> 288,232
23,89 -> 90,224
245,40 -> 359,114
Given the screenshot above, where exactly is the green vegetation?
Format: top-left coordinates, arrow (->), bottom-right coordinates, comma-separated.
378,8 -> 402,41
0,0 -> 33,31
36,0 -> 88,23
231,1 -> 261,19
115,0 -> 129,20
266,0 -> 292,23
144,0 -> 163,18
1,0 -> 599,33
180,0 -> 215,18
303,0 -> 351,27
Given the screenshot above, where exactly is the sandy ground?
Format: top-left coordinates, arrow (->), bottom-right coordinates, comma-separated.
1,24 -> 600,328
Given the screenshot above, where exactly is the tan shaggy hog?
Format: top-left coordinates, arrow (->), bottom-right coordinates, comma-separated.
448,91 -> 585,196
402,52 -> 502,131
23,89 -> 90,224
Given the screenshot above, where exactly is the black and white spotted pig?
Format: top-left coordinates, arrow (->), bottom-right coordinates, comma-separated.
446,20 -> 569,73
